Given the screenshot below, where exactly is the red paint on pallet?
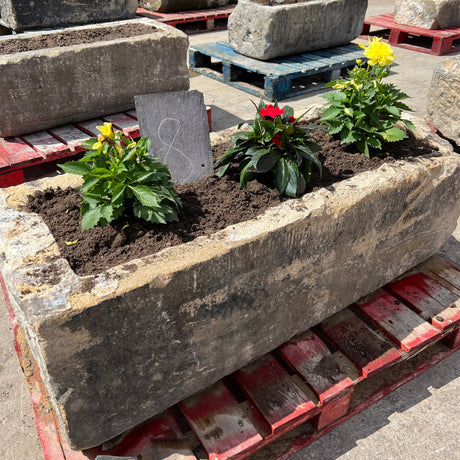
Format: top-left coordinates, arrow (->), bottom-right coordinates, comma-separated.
387,273 -> 460,332
179,381 -> 263,460
0,169 -> 25,187
233,354 -> 317,434
312,391 -> 353,431
319,309 -> 402,377
357,289 -> 440,353
278,330 -> 354,404
136,6 -> 234,32
0,136 -> 44,166
110,410 -> 184,458
361,13 -> 460,55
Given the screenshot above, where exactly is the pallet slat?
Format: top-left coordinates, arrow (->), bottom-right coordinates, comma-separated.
278,330 -> 354,404
102,113 -> 140,139
0,136 -> 44,166
357,289 -> 441,353
361,13 -> 460,55
419,255 -> 460,292
189,42 -> 363,101
179,381 -> 263,460
49,124 -> 91,150
319,309 -> 402,377
387,273 -> 460,332
20,131 -> 71,159
233,354 -> 317,434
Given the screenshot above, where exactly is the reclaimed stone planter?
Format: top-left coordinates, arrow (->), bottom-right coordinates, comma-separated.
139,0 -> 229,12
228,0 -> 368,60
1,118 -> 459,450
0,18 -> 189,138
394,0 -> 460,30
0,0 -> 138,31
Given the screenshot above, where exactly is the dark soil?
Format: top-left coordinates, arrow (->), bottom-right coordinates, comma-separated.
25,130 -> 438,276
0,24 -> 155,55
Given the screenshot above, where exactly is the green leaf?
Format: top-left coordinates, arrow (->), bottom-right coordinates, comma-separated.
367,136 -> 382,149
81,207 -> 103,231
81,175 -> 101,192
321,107 -> 343,121
386,106 -> 401,117
59,161 -> 92,176
381,128 -> 408,143
275,158 -> 289,195
402,119 -> 416,130
285,161 -> 301,198
129,185 -> 160,208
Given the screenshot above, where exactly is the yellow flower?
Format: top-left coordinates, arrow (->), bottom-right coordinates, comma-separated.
333,81 -> 350,89
359,37 -> 395,66
92,140 -> 103,150
356,59 -> 362,65
96,122 -> 115,141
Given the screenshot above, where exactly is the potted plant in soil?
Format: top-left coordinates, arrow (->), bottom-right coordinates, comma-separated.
0,42 -> 459,450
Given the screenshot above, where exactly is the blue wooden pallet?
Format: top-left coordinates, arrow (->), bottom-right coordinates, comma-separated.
189,41 -> 364,101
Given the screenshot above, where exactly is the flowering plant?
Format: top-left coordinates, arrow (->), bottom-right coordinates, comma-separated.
320,37 -> 415,157
214,101 -> 322,198
59,123 -> 181,231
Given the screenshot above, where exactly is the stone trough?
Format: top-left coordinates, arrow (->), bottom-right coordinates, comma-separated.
0,18 -> 189,138
139,0 -> 230,12
0,0 -> 138,31
0,118 -> 459,450
228,0 -> 368,60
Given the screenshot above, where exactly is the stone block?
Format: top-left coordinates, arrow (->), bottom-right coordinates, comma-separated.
0,18 -> 189,138
394,0 -> 460,29
428,56 -> 460,146
0,0 -> 138,32
228,0 -> 368,60
139,0 -> 229,12
0,118 -> 459,450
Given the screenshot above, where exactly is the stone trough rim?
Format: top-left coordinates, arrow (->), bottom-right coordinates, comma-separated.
1,115 -> 457,318
0,17 -> 177,55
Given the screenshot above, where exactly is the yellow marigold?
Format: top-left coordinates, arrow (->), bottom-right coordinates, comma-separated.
359,37 -> 395,66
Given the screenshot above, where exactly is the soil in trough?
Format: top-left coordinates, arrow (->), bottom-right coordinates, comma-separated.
26,130 -> 437,276
0,24 -> 155,55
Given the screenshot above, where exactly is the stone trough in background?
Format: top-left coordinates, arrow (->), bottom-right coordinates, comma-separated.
0,18 -> 189,138
0,0 -> 138,31
0,118 -> 459,450
228,0 -> 368,60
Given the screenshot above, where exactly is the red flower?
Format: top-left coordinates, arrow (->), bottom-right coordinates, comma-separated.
287,115 -> 296,123
272,133 -> 282,148
260,104 -> 285,119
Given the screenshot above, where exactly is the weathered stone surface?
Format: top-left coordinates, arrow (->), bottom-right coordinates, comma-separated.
135,90 -> 213,184
0,19 -> 189,138
0,0 -> 137,31
427,56 -> 460,146
139,0 -> 229,12
394,0 -> 460,29
228,0 -> 368,60
0,117 -> 459,450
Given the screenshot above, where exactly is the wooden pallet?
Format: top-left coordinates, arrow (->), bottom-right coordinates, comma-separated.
361,13 -> 460,55
2,254 -> 459,460
189,42 -> 364,101
136,6 -> 234,34
0,111 -> 140,188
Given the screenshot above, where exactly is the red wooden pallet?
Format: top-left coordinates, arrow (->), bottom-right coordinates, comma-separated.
361,13 -> 460,55
1,255 -> 459,460
136,6 -> 234,34
0,111 -> 140,188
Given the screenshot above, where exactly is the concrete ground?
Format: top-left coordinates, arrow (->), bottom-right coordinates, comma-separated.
1,1 -> 459,459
